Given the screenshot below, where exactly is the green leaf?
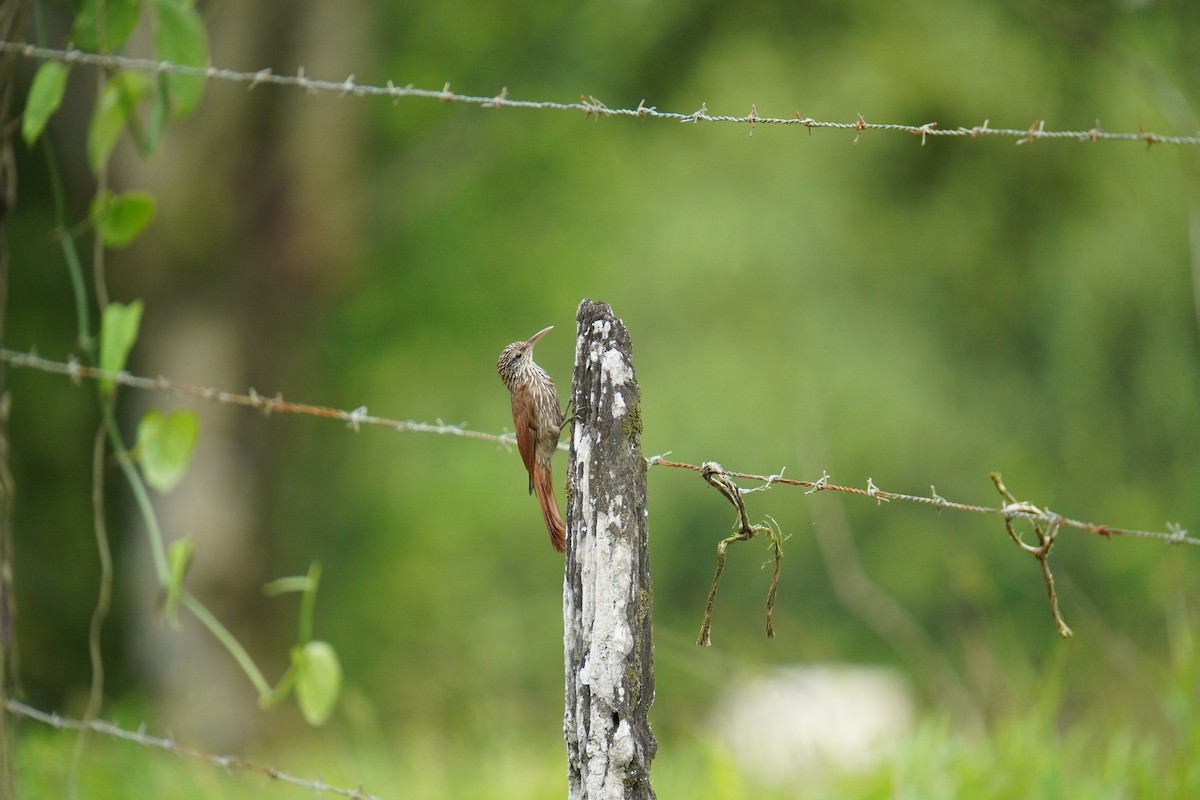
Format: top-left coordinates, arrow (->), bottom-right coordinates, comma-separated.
136,408 -> 199,492
72,0 -> 144,53
87,71 -> 150,174
163,536 -> 195,628
294,641 -> 342,726
91,190 -> 157,248
22,61 -> 70,146
98,300 -> 143,397
152,0 -> 209,118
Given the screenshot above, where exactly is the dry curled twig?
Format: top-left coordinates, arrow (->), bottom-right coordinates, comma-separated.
992,472 -> 1073,638
696,462 -> 783,646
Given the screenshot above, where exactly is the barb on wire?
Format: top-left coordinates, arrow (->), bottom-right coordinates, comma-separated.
696,462 -> 783,647
5,699 -> 387,800
3,41 -> 1199,146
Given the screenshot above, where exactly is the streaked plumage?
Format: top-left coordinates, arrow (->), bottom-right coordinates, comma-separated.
497,326 -> 566,553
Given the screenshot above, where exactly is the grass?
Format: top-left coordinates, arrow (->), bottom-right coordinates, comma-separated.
12,690 -> 1200,800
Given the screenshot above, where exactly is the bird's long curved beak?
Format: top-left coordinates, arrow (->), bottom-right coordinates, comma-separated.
527,325 -> 554,346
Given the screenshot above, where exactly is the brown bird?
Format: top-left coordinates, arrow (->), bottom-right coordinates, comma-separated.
497,325 -> 567,553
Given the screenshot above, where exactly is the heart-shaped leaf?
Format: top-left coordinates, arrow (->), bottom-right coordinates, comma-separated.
152,0 -> 209,118
92,190 -> 157,248
99,300 -> 143,397
136,408 -> 199,492
294,640 -> 342,726
22,61 -> 70,146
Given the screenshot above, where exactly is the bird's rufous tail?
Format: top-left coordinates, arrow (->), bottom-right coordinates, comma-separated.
534,463 -> 566,553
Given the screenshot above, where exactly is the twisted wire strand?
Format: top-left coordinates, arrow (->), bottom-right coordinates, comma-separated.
3,41 -> 1198,145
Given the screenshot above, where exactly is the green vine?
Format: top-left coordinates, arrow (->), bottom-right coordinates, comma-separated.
22,0 -> 342,737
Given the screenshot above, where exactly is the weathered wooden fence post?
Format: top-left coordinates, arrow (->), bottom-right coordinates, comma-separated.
563,300 -> 656,799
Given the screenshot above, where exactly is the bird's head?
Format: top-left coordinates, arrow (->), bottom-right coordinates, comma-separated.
497,325 -> 553,385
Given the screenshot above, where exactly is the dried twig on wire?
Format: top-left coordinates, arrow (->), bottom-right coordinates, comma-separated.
646,456 -> 1194,549
5,699 -> 387,800
2,41 -> 1199,146
695,462 -> 783,647
649,457 -> 1194,638
991,472 -> 1072,638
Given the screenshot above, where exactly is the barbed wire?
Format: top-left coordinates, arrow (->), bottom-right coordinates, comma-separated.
3,347 -> 1191,551
651,456 -> 1192,641
3,40 -> 1199,146
0,347 -> 516,446
5,699 -> 388,799
644,457 -> 1194,547
3,345 -> 1194,641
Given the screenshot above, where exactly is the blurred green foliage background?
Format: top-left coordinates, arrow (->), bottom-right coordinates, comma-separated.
5,0 -> 1200,796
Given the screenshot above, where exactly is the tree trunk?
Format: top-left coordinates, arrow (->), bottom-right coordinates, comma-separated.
563,299 -> 656,800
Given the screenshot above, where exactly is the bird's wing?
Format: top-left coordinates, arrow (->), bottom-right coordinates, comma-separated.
511,384 -> 538,494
